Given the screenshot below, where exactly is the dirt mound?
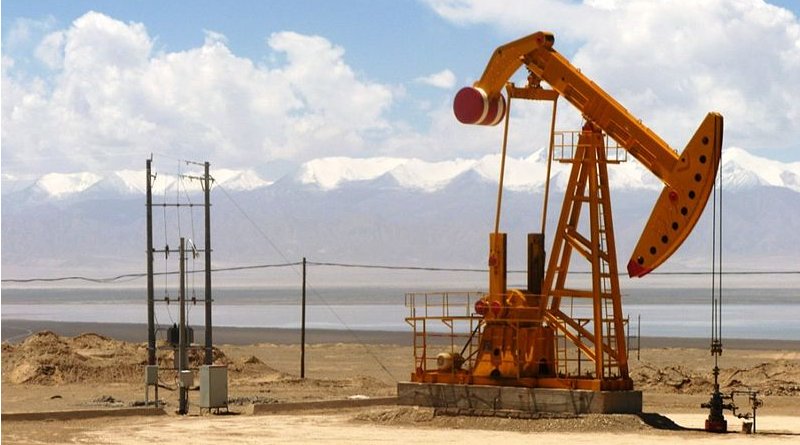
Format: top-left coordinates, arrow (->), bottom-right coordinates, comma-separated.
722,361 -> 800,396
2,331 -> 275,385
632,364 -> 711,393
156,345 -> 232,369
632,360 -> 800,395
228,355 -> 287,380
354,406 -> 436,424
4,331 -> 147,384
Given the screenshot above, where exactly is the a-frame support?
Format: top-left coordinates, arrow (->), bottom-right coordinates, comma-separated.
542,122 -> 631,390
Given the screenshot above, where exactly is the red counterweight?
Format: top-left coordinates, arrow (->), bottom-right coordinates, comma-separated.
453,86 -> 506,126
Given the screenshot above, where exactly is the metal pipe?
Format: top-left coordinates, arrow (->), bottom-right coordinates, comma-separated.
541,99 -> 558,234
493,87 -> 513,234
638,314 -> 641,360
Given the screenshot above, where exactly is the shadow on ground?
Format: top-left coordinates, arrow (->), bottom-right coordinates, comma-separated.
638,413 -> 688,430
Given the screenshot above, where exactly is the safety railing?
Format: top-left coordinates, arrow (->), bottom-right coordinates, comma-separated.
405,291 -> 483,375
546,315 -> 632,379
406,291 -> 637,380
553,130 -> 628,163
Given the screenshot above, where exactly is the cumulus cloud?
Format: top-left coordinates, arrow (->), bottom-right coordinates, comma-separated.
5,16 -> 57,50
4,3 -> 798,178
2,12 -> 394,174
424,0 -> 800,157
266,32 -> 393,154
34,30 -> 65,69
416,69 -> 457,89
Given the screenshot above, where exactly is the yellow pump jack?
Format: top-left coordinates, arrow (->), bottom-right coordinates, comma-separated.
409,32 -> 722,392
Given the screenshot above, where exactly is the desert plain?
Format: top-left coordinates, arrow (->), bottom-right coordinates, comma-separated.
2,320 -> 799,444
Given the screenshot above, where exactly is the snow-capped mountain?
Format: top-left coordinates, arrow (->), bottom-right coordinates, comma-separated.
84,170 -> 147,196
721,147 -> 800,191
295,149 -> 663,193
2,147 -> 799,286
33,172 -> 104,199
2,168 -> 272,200
212,169 -> 272,191
295,147 -> 799,193
6,146 -> 795,200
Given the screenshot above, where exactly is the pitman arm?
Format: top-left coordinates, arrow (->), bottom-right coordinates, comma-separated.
453,31 -> 723,277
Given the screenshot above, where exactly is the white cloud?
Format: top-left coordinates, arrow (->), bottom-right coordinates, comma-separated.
34,31 -> 65,69
424,0 -> 800,158
5,16 -> 57,50
425,0 -> 584,36
416,69 -> 457,89
5,4 -> 798,179
203,29 -> 228,45
266,31 -> 393,154
2,55 -> 16,71
64,11 -> 153,72
2,12 -> 394,175
584,0 -> 620,10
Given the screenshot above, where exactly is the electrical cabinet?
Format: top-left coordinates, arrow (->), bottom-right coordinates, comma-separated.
145,365 -> 159,385
199,365 -> 228,409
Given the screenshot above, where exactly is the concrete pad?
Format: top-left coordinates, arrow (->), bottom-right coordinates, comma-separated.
252,397 -> 398,415
397,382 -> 642,414
2,407 -> 166,422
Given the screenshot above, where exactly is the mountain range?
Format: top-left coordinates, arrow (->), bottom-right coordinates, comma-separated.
2,147 -> 799,288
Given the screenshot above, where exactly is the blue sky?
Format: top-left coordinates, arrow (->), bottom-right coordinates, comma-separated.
3,1 -> 488,81
3,0 -> 799,177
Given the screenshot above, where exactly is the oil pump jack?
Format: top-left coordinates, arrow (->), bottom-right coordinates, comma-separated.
407,31 -> 722,392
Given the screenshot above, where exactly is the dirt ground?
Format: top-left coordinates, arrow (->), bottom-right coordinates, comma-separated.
2,331 -> 799,444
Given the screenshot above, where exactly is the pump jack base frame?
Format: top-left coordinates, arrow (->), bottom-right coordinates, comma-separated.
411,371 -> 634,391
397,382 -> 642,415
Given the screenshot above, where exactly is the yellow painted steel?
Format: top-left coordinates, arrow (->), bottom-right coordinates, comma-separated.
541,124 -> 629,387
488,233 -> 507,301
628,114 -> 723,276
408,30 -> 722,392
471,31 -> 723,277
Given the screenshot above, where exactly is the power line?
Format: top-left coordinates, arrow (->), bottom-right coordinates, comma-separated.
305,261 -> 800,276
307,261 -> 487,273
215,183 -> 297,268
1,261 -> 302,284
2,261 -> 798,284
212,184 -> 401,382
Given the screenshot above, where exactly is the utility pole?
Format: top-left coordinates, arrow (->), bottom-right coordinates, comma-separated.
145,158 -> 214,412
301,257 -> 307,378
146,159 -> 156,366
204,161 -> 213,365
178,237 -> 188,415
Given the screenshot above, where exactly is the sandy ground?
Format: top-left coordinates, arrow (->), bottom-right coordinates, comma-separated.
4,411 -> 800,445
4,408 -> 800,444
2,323 -> 799,444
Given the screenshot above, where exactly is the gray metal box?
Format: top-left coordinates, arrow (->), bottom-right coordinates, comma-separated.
199,365 -> 228,408
179,370 -> 194,388
145,365 -> 159,385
